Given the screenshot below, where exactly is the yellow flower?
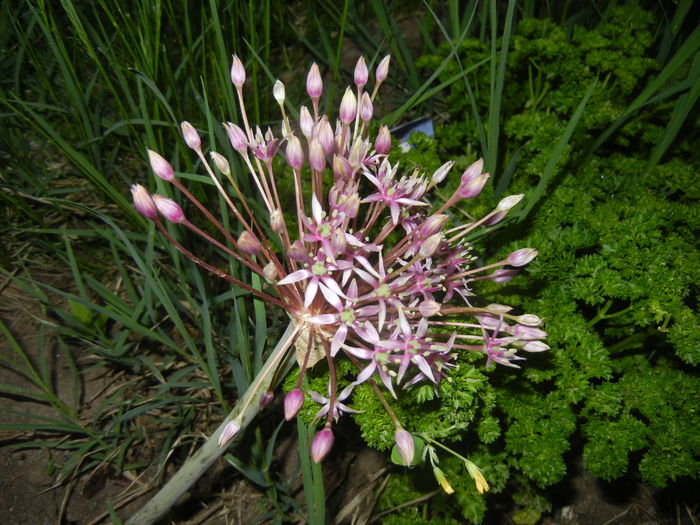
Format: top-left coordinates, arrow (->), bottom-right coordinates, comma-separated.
465,459 -> 490,494
433,467 -> 455,495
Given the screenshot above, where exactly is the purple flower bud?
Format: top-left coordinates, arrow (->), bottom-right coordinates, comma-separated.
131,184 -> 158,220
431,161 -> 454,185
489,269 -> 518,283
153,195 -> 185,223
259,389 -> 274,409
512,324 -> 547,340
484,211 -> 507,226
262,261 -> 278,283
419,300 -> 441,317
339,88 -> 357,124
332,154 -> 352,180
395,429 -> 415,465
376,55 -> 391,84
419,233 -> 442,258
314,116 -> 335,155
359,92 -> 373,122
506,248 -> 538,267
238,230 -> 262,255
286,135 -> 304,169
309,138 -> 326,171
311,427 -> 334,463
461,157 -> 484,185
374,125 -> 391,154
181,121 -> 201,150
218,420 -> 241,447
522,341 -> 550,352
330,229 -> 346,255
419,214 -> 449,237
354,56 -> 368,87
457,173 -> 489,199
224,122 -> 249,153
348,139 -> 365,170
288,240 -> 307,262
300,106 -> 314,138
147,150 -> 175,181
230,55 -> 246,88
307,63 -> 323,99
273,80 -> 285,105
284,388 -> 304,420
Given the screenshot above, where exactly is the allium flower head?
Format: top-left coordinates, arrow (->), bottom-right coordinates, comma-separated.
131,54 -> 547,459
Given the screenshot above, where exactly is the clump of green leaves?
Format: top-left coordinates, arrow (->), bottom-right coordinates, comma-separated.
370,4 -> 699,523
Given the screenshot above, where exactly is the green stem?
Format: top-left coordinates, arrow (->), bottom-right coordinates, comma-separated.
125,321 -> 298,525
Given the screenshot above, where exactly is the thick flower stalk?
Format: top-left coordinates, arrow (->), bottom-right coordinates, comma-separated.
127,54 -> 546,523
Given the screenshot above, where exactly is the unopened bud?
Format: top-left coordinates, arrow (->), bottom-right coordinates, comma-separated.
270,209 -> 286,234
300,106 -> 314,138
489,269 -> 518,283
263,261 -> 278,283
486,303 -> 513,313
522,341 -> 550,352
333,154 -> 352,180
354,56 -> 368,87
273,79 -> 285,105
419,233 -> 442,258
394,429 -> 414,465
431,161 -> 454,185
307,63 -> 323,99
148,150 -> 175,181
374,125 -> 391,154
516,314 -> 543,326
218,420 -> 241,447
153,195 -> 185,223
339,88 -> 357,124
311,427 -> 334,463
285,135 -> 304,169
181,121 -> 201,150
461,158 -> 484,184
224,122 -> 248,153
330,230 -> 346,255
376,55 -> 391,84
359,92 -> 373,122
288,240 -> 307,261
458,172 -> 489,199
259,389 -> 274,409
512,324 -> 547,340
210,151 -> 230,175
348,139 -> 365,170
506,248 -> 538,267
230,55 -> 246,87
306,139 -> 325,172
315,116 -> 335,155
131,184 -> 157,220
238,231 -> 262,255
284,389 -> 304,420
484,211 -> 507,226
419,214 -> 448,237
419,300 -> 441,317
496,193 -> 524,212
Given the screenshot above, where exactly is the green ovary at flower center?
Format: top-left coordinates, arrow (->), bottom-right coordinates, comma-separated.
312,261 -> 327,276
376,283 -> 391,297
340,308 -> 356,325
319,223 -> 331,237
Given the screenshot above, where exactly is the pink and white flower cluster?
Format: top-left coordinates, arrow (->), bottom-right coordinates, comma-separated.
131,54 -> 547,464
